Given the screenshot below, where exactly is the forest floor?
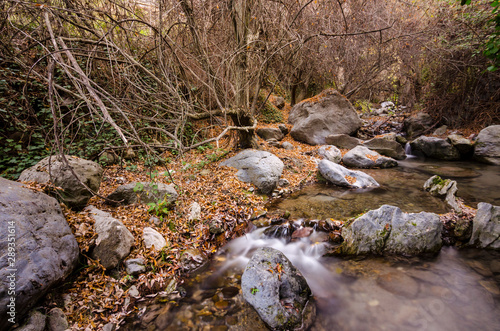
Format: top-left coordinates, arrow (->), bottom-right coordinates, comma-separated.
26,105 -> 480,330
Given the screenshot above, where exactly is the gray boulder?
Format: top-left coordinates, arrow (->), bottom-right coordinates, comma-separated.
13,310 -> 46,331
86,206 -> 134,269
343,146 -> 398,169
220,150 -> 284,194
0,178 -> 79,330
403,112 -> 434,139
324,133 -> 361,150
410,136 -> 461,160
18,155 -> 103,210
317,145 -> 342,163
142,227 -> 167,251
280,141 -> 294,150
423,175 -> 461,212
47,308 -> 68,331
447,134 -> 473,157
342,205 -> 442,256
106,182 -> 178,206
318,159 -> 379,188
241,247 -> 315,330
469,203 -> 500,249
288,89 -> 362,145
362,137 -> 406,160
474,125 -> 500,165
256,127 -> 284,141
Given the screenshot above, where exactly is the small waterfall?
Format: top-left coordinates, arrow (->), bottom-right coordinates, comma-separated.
404,142 -> 416,158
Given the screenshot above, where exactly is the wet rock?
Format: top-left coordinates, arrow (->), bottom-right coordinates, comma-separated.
106,182 -> 178,206
318,159 -> 379,188
222,286 -> 240,298
86,206 -> 134,269
448,134 -> 473,157
19,155 -> 103,210
341,205 -> 442,256
124,258 -> 146,276
403,112 -> 433,139
362,137 -> 406,160
13,310 -> 46,331
220,150 -> 284,194
324,133 -> 361,150
142,227 -> 167,251
256,127 -> 284,141
376,271 -> 419,298
423,175 -> 460,212
469,202 -> 500,249
291,227 -> 313,239
263,223 -> 296,241
343,146 -> 398,169
180,248 -> 208,273
0,178 -> 79,330
288,89 -> 362,145
47,308 -> 68,331
317,145 -> 342,163
188,201 -> 202,221
474,125 -> 500,165
410,136 -> 461,160
241,247 -> 315,330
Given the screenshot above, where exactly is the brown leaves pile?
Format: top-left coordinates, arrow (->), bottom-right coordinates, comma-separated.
344,175 -> 356,185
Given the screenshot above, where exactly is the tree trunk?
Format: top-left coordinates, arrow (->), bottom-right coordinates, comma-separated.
231,0 -> 257,149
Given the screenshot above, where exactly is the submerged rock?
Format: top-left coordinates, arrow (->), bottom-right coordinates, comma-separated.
220,150 -> 284,194
341,205 -> 442,256
288,89 -> 362,145
241,247 -> 315,330
317,159 -> 379,188
469,203 -> 500,249
343,146 -> 398,169
180,248 -> 208,273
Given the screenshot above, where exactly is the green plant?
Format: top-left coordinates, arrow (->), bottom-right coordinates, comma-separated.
251,287 -> 259,295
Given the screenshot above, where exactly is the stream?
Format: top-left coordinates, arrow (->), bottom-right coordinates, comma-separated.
126,158 -> 500,330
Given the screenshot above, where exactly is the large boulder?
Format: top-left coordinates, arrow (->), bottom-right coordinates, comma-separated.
106,182 -> 178,206
324,134 -> 361,150
317,145 -> 342,163
448,134 -> 473,158
256,127 -> 284,141
474,125 -> 500,165
0,178 -> 79,330
220,150 -> 284,194
318,159 -> 379,188
362,137 -> 406,160
403,112 -> 434,139
288,89 -> 362,145
469,203 -> 500,249
86,206 -> 134,269
343,146 -> 398,169
410,136 -> 461,160
341,205 -> 442,256
241,247 -> 315,330
18,155 -> 103,210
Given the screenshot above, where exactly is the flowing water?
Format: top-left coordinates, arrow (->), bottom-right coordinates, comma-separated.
127,158 -> 500,330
